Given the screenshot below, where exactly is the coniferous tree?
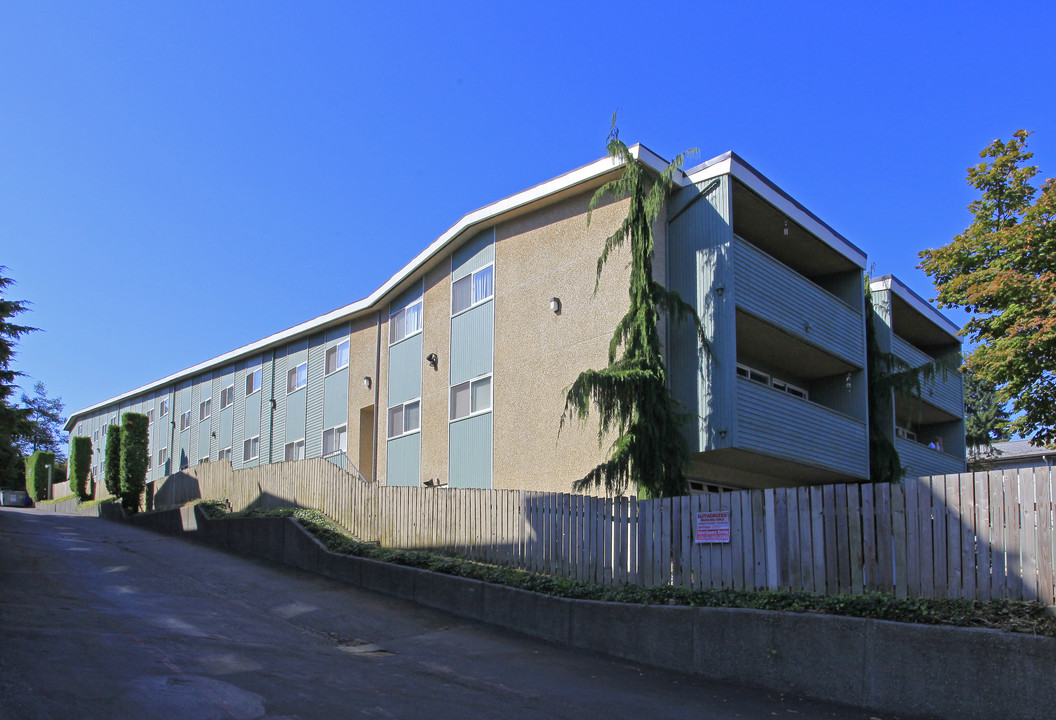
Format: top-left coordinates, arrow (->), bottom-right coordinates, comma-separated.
0,268 -> 36,487
19,381 -> 66,462
563,118 -> 706,498
964,366 -> 1011,469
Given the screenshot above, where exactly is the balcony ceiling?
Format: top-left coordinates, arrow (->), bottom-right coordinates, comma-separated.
687,448 -> 858,489
731,180 -> 858,279
736,310 -> 857,379
891,294 -> 961,354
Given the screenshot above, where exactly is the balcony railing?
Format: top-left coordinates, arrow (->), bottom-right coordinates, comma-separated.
736,377 -> 869,479
733,237 -> 864,365
891,335 -> 963,418
896,436 -> 965,478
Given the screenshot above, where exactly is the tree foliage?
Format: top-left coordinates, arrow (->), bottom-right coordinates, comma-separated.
24,450 -> 55,502
0,267 -> 37,487
104,425 -> 122,497
119,412 -> 149,514
920,130 -> 1056,445
562,117 -> 706,498
19,381 -> 66,462
963,366 -> 1011,469
68,436 -> 93,500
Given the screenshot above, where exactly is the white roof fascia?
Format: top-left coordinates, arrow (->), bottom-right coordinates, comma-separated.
688,152 -> 867,269
869,275 -> 962,338
65,147 -> 645,429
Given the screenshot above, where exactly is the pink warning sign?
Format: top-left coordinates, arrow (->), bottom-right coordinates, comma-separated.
694,511 -> 731,543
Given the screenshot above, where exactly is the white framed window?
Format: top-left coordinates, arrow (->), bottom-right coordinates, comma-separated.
451,263 -> 494,315
450,375 -> 492,421
243,436 -> 260,461
159,398 -> 169,416
93,429 -> 100,443
322,425 -> 347,457
200,398 -> 211,422
287,362 -> 307,394
737,363 -> 809,401
147,408 -> 154,427
389,298 -> 423,345
220,385 -> 234,410
284,439 -> 306,461
199,455 -> 210,465
157,447 -> 168,466
180,410 -> 192,431
220,447 -> 232,462
246,368 -> 262,395
325,340 -> 350,375
146,456 -> 152,472
387,399 -> 421,439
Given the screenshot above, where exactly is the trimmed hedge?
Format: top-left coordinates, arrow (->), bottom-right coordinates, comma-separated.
24,451 -> 55,501
68,436 -> 93,500
104,425 -> 121,497
119,412 -> 148,514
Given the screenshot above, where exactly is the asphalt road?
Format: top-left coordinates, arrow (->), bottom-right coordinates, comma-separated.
0,509 -> 901,720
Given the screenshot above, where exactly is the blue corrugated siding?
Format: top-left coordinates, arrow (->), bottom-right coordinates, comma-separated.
386,433 -> 420,486
667,175 -> 735,452
388,332 -> 423,405
449,301 -> 493,385
179,384 -> 192,471
897,436 -> 966,477
232,363 -> 246,468
734,237 -> 865,366
736,378 -> 869,479
260,353 -> 273,463
305,334 -> 325,458
449,413 -> 492,488
891,335 -> 964,418
451,229 -> 495,281
271,349 -> 287,462
323,369 -> 348,431
189,381 -> 200,465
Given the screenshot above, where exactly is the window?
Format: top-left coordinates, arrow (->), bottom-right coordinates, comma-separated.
389,299 -> 423,344
450,375 -> 492,421
180,410 -> 192,431
387,399 -> 421,439
322,425 -> 347,456
284,439 -> 305,461
199,456 -> 210,465
220,385 -> 234,410
159,398 -> 169,416
93,430 -> 100,443
200,398 -> 211,422
325,340 -> 350,375
243,436 -> 260,461
246,368 -> 262,395
736,364 -> 770,386
220,447 -> 232,462
737,363 -> 809,401
146,456 -> 152,472
287,362 -> 307,393
451,264 -> 494,315
157,447 -> 168,466
147,408 -> 154,427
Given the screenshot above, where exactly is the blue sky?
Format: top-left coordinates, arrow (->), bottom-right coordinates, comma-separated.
2,1 -> 1054,423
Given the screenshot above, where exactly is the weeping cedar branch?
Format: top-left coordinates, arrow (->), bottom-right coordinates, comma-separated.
562,119 -> 707,498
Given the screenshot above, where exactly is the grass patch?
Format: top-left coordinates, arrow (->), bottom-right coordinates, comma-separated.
197,500 -> 1056,637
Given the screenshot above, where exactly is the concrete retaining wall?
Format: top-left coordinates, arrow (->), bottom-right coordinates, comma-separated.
118,506 -> 1056,720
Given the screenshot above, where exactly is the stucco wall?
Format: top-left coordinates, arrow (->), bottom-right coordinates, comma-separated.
345,313 -> 380,480
421,264 -> 452,485
492,191 -> 632,493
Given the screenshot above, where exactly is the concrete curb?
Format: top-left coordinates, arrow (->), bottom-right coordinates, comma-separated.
119,506 -> 1056,720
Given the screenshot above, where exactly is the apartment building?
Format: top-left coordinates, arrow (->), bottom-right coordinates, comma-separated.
64,144 -> 966,492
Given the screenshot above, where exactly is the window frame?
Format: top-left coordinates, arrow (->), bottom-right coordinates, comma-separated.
159,398 -> 169,417
220,385 -> 234,410
246,368 -> 262,396
736,363 -> 810,401
387,398 -> 421,439
243,436 -> 260,461
325,340 -> 350,375
157,447 -> 169,466
389,298 -> 424,346
180,410 -> 192,432
449,374 -> 493,422
287,361 -> 308,394
220,447 -> 232,463
199,398 -> 211,422
451,262 -> 495,317
322,424 -> 348,457
284,438 -> 306,462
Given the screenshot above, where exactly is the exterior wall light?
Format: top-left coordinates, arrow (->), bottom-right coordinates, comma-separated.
550,297 -> 561,314
845,372 -> 853,392
363,376 -> 372,389
783,219 -> 789,236
426,353 -> 439,370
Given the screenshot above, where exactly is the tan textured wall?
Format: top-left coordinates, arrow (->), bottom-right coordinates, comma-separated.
420,264 -> 451,485
375,315 -> 390,484
345,313 -> 381,480
492,191 -> 632,493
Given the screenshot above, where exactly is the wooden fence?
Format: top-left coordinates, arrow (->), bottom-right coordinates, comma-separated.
146,461 -> 1056,604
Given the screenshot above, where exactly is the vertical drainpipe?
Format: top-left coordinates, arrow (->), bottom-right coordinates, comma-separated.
373,310 -> 382,483
267,349 -> 276,464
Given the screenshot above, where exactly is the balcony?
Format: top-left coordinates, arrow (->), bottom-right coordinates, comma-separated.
735,377 -> 869,480
891,334 -> 963,418
733,237 -> 864,366
896,435 -> 965,478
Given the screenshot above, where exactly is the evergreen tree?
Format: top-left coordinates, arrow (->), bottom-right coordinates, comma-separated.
0,268 -> 37,487
19,381 -> 66,462
562,118 -> 706,498
963,366 -> 1011,469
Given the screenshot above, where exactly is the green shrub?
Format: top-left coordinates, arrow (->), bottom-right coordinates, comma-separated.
68,437 -> 93,500
23,451 -> 56,501
104,425 -> 121,497
119,412 -> 148,514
